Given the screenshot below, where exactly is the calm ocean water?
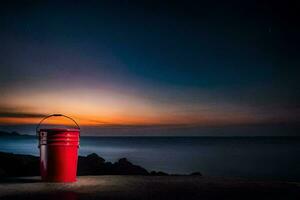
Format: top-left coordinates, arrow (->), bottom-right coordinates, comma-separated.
0,136 -> 299,181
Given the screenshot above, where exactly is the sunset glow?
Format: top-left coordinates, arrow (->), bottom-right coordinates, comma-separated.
0,79 -> 297,127
0,1 -> 298,135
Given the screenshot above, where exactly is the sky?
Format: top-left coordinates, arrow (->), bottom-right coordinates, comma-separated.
0,1 -> 299,135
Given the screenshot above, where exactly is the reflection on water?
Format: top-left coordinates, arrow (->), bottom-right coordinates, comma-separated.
0,136 -> 300,181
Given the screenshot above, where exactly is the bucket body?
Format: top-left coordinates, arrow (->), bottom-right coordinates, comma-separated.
38,128 -> 80,182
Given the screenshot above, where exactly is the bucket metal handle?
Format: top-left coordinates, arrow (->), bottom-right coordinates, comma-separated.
36,114 -> 80,133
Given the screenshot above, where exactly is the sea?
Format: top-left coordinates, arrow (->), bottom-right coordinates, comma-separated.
0,136 -> 299,181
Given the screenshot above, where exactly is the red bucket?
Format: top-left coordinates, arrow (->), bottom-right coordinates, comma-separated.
37,114 -> 80,182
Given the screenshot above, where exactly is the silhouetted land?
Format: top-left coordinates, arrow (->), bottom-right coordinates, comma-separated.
0,152 -> 299,199
0,131 -> 31,138
0,151 -> 173,177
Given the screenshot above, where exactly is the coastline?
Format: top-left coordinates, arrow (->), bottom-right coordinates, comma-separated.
0,151 -> 174,177
1,134 -> 300,181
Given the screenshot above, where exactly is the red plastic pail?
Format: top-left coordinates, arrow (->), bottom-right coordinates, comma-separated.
37,114 -> 80,182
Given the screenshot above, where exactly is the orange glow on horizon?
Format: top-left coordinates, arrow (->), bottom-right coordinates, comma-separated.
0,111 -> 271,127
0,85 -> 280,127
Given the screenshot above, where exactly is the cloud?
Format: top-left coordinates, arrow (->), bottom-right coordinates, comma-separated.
0,112 -> 47,118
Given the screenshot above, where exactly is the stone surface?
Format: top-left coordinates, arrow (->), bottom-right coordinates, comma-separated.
0,176 -> 299,200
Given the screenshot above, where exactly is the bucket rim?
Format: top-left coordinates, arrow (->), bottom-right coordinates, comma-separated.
38,128 -> 80,132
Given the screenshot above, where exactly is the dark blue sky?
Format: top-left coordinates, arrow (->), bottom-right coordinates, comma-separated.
0,0 -> 299,135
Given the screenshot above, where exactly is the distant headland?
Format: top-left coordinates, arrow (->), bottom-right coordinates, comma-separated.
0,131 -> 31,138
0,151 -> 202,178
